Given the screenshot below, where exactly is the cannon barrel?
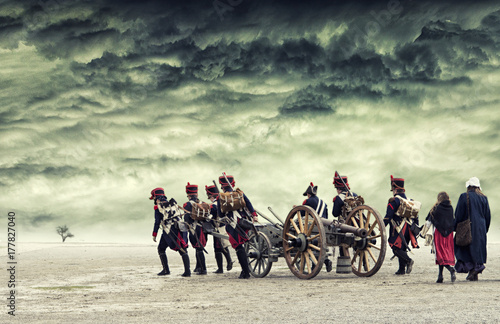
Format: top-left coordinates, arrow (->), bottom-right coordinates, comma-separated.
338,223 -> 367,238
320,219 -> 367,238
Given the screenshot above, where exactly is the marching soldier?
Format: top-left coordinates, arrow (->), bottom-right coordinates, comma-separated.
150,187 -> 191,277
183,182 -> 208,275
298,182 -> 332,272
206,184 -> 234,273
383,176 -> 419,275
217,174 -> 258,279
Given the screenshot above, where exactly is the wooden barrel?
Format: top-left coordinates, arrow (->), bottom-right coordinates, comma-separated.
336,256 -> 352,274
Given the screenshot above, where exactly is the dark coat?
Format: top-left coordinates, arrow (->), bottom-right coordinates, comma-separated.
454,191 -> 491,264
332,191 -> 358,217
303,195 -> 328,219
426,200 -> 454,237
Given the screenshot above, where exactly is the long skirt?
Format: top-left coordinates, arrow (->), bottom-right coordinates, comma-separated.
434,230 -> 455,266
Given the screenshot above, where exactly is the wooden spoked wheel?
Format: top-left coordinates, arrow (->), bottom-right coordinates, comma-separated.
282,205 -> 326,280
245,232 -> 273,278
342,205 -> 386,277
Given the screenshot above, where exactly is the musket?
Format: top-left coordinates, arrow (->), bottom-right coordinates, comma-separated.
255,208 -> 283,230
222,172 -> 259,237
267,207 -> 285,225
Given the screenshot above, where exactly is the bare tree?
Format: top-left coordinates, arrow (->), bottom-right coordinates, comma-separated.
56,225 -> 74,242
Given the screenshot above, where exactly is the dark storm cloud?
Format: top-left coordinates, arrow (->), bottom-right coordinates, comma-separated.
279,86 -> 333,115
0,162 -> 90,183
193,89 -> 253,107
12,0 -> 497,119
27,213 -> 56,227
0,15 -> 24,48
121,151 -> 216,168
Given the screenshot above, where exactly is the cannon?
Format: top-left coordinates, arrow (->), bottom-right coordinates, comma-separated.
244,203 -> 387,280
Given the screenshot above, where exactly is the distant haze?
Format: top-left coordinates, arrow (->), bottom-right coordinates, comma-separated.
0,0 -> 499,243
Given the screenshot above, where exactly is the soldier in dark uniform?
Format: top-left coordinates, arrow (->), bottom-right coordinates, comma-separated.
217,174 -> 258,279
150,187 -> 191,277
383,176 -> 419,275
332,175 -> 358,219
299,182 -> 332,272
206,184 -> 234,274
332,175 -> 359,258
183,183 -> 208,275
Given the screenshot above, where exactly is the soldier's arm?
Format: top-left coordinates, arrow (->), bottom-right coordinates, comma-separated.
332,196 -> 343,217
153,207 -> 162,239
383,197 -> 398,226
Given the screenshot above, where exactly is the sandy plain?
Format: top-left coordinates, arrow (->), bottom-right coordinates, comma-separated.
2,240 -> 500,324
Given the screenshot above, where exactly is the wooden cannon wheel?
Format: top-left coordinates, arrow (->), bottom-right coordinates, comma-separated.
282,205 -> 326,280
245,231 -> 273,278
341,205 -> 387,277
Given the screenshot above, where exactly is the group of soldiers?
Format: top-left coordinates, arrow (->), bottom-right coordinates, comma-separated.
149,173 -> 420,278
150,174 -> 257,279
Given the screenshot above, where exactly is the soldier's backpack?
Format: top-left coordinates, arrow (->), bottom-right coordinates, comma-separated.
219,188 -> 246,213
395,195 -> 421,219
343,195 -> 365,212
191,202 -> 211,221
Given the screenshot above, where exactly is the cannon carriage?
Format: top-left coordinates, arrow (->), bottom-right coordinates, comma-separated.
244,202 -> 387,280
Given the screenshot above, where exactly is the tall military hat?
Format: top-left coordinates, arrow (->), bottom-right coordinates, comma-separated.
219,174 -> 235,188
390,175 -> 405,192
205,184 -> 218,196
149,187 -> 165,200
303,182 -> 318,196
333,175 -> 350,190
186,182 -> 198,195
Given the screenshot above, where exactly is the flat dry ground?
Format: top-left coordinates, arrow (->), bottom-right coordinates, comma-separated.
2,241 -> 499,323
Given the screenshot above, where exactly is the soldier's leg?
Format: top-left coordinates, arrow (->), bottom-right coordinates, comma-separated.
157,235 -> 170,276
392,248 -> 408,275
235,245 -> 250,279
190,233 -> 200,273
214,252 -> 224,273
214,243 -> 224,273
324,247 -> 332,272
196,248 -> 207,275
392,247 -> 413,274
179,250 -> 191,277
222,246 -> 234,271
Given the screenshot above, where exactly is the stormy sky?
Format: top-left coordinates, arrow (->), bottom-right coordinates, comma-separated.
1,0 -> 499,243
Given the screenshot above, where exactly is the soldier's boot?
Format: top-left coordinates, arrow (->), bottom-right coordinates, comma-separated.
157,253 -> 170,276
180,252 -> 191,277
193,252 -> 201,273
395,258 -> 406,275
236,246 -> 250,279
324,258 -> 333,272
406,259 -> 414,274
222,247 -> 234,271
196,249 -> 207,275
393,249 -> 411,275
214,252 -> 224,274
